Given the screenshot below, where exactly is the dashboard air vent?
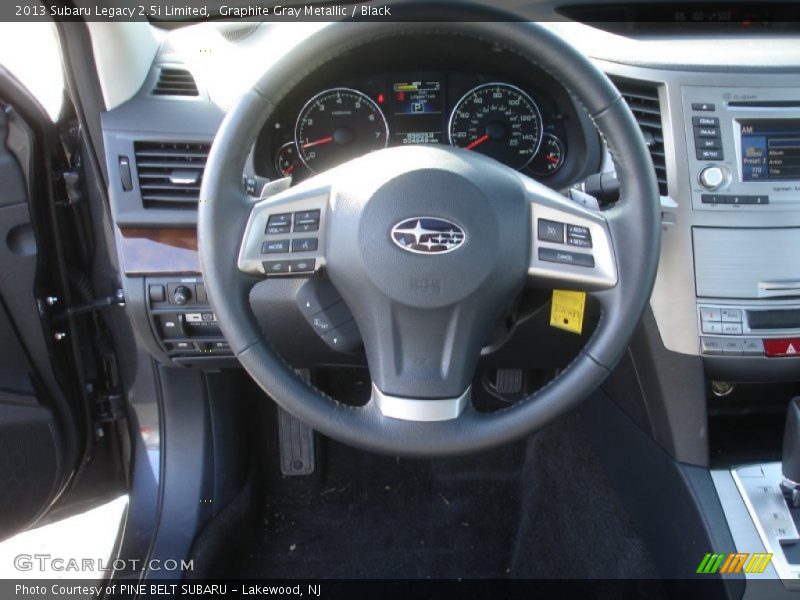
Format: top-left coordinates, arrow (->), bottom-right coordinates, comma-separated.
133,142 -> 210,208
152,68 -> 198,97
613,79 -> 668,196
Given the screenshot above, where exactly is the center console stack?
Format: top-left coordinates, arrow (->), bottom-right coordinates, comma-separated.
681,86 -> 800,374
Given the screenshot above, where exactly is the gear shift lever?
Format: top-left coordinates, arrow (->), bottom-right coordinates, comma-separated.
781,397 -> 800,507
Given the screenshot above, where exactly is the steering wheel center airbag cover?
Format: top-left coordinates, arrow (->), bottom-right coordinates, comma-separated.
323,146 -> 528,399
327,146 -> 528,309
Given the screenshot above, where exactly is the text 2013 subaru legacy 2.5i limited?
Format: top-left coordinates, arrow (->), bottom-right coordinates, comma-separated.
1,1 -> 800,598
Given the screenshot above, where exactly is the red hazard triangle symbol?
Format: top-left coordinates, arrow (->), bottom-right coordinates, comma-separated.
788,343 -> 798,355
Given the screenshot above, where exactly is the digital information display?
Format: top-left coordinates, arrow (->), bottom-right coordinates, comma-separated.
741,119 -> 800,182
391,81 -> 443,145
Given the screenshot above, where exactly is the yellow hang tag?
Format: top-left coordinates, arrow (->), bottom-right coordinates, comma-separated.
550,290 -> 586,335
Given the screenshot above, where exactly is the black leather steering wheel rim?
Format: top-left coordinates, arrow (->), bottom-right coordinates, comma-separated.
198,6 -> 661,457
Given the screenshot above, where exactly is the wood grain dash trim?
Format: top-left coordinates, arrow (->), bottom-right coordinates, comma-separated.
119,228 -> 201,275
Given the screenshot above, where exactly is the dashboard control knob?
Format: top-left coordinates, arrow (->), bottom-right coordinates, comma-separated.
699,166 -> 725,190
173,285 -> 192,305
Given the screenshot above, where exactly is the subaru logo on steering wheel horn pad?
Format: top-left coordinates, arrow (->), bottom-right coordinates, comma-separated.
390,217 -> 466,255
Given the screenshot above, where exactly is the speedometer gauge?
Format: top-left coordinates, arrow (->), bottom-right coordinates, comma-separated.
295,88 -> 389,173
448,82 -> 543,170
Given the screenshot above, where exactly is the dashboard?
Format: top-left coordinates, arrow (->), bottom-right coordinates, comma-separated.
98,19 -> 800,383
253,67 -> 597,190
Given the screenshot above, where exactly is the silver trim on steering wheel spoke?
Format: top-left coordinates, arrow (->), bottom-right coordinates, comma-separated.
524,178 -> 618,291
237,182 -> 331,277
372,384 -> 471,422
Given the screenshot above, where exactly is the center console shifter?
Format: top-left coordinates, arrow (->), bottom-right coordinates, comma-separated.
782,398 -> 800,508
726,398 -> 800,587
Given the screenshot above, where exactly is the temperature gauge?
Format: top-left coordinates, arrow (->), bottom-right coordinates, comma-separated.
274,142 -> 301,178
529,133 -> 565,177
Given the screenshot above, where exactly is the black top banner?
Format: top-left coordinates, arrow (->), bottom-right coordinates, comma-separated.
5,1 -> 800,24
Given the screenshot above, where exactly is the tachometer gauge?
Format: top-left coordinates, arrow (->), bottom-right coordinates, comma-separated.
529,133 -> 566,176
448,82 -> 543,170
295,87 -> 389,173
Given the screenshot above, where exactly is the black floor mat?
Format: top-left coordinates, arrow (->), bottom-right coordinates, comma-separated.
232,442 -> 524,578
209,410 -> 662,582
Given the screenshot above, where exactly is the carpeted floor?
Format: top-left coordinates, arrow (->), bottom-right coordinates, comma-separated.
206,409 -> 663,583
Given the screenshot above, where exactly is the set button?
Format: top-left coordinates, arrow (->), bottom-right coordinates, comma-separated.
296,280 -> 362,352
566,224 -> 592,248
696,138 -> 721,150
307,301 -> 353,335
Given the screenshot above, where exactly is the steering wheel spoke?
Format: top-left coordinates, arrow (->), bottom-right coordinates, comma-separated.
237,178 -> 332,278
523,175 -> 618,293
371,384 -> 472,422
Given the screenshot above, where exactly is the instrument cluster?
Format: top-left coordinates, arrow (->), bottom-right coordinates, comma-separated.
258,71 -> 579,185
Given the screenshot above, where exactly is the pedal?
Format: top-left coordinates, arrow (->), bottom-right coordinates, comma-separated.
494,368 -> 523,395
277,371 -> 315,476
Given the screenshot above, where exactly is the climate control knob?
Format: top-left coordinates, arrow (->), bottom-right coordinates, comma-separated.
173,285 -> 192,305
699,166 -> 725,190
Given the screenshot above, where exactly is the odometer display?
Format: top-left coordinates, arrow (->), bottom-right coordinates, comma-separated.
295,88 -> 389,173
448,83 -> 543,169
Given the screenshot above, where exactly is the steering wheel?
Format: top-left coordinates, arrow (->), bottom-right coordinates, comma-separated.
198,8 -> 660,457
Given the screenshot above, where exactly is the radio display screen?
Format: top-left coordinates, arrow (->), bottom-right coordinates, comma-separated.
740,119 -> 800,181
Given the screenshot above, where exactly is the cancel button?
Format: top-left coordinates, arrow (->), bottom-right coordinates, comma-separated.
539,247 -> 595,268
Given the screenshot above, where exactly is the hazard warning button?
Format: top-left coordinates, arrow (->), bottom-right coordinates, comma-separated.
763,339 -> 800,357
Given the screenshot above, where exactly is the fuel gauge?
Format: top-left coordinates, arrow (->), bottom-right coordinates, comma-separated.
274,142 -> 301,178
530,133 -> 565,177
